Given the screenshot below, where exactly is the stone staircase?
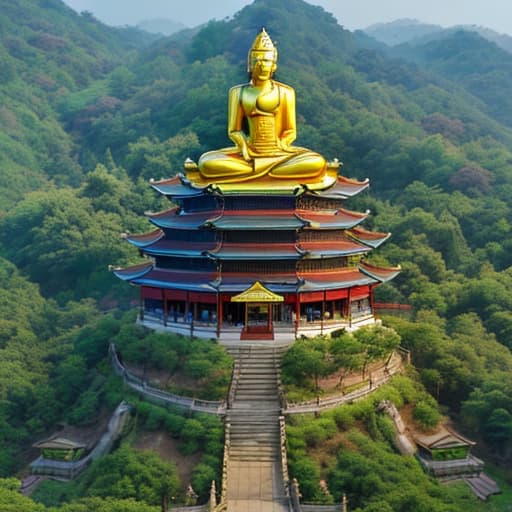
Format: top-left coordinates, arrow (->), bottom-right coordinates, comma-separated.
226,346 -> 284,462
224,344 -> 289,510
465,472 -> 501,500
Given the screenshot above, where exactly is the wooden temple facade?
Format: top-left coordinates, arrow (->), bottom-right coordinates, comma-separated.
114,173 -> 399,340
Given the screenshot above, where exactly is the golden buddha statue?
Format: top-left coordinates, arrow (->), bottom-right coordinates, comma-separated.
196,28 -> 328,184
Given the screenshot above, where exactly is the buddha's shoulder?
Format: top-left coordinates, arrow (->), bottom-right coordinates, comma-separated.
229,83 -> 249,95
273,81 -> 294,95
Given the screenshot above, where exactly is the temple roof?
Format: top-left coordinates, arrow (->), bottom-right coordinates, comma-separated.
359,261 -> 401,282
304,175 -> 370,199
216,272 -> 300,293
114,263 -> 219,292
209,210 -> 306,230
147,207 -> 222,230
150,175 -> 208,198
298,207 -> 369,230
148,171 -> 370,200
124,229 -> 164,248
142,239 -> 218,257
298,268 -> 378,291
33,436 -> 86,450
298,237 -> 369,258
413,427 -> 475,450
112,261 -> 154,281
113,260 -> 398,294
207,242 -> 302,260
148,207 -> 346,230
231,281 -> 284,303
126,232 -> 374,260
348,227 -> 391,249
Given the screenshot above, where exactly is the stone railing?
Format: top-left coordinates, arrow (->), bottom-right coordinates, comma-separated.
290,479 -> 346,512
279,415 -> 291,507
227,359 -> 240,409
275,348 -> 288,411
212,422 -> 230,511
109,343 -> 226,415
30,401 -> 132,479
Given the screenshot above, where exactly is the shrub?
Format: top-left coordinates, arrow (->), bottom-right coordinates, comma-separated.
413,399 -> 441,430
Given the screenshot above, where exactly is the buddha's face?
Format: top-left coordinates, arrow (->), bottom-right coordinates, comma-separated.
249,51 -> 277,82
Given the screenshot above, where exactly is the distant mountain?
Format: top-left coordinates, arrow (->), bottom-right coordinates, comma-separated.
137,18 -> 188,36
364,18 -> 512,54
364,18 -> 443,46
391,30 -> 512,129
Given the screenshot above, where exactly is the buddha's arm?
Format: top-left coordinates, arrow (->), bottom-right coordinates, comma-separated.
227,86 -> 250,160
278,84 -> 297,149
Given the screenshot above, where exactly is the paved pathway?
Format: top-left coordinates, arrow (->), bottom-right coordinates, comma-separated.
224,344 -> 289,512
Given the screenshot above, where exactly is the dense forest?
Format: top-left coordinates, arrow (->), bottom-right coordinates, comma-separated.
2,0 -> 512,509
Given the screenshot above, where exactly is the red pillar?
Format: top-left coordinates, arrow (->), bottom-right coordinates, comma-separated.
370,285 -> 375,317
348,287 -> 352,328
321,290 -> 325,334
162,288 -> 167,326
216,292 -> 222,338
295,292 -> 300,337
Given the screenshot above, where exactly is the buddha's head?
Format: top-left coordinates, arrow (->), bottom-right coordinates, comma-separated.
248,28 -> 277,81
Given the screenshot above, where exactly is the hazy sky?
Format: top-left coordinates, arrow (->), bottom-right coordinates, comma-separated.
62,0 -> 512,35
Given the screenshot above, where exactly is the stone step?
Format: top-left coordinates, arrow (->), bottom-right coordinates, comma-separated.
237,377 -> 277,382
230,447 -> 278,455
230,427 -> 279,434
230,454 -> 276,462
236,383 -> 277,388
230,439 -> 279,446
236,382 -> 277,388
234,391 -> 278,398
230,433 -> 279,440
231,404 -> 281,418
231,396 -> 280,402
227,416 -> 279,423
237,369 -> 277,374
228,420 -> 279,427
235,388 -> 277,394
230,431 -> 278,438
230,447 -> 278,456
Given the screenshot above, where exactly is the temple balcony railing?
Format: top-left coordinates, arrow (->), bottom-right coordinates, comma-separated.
139,309 -> 376,339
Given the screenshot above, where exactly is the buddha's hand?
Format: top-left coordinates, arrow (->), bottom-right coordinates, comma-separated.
279,130 -> 296,152
241,142 -> 251,161
231,131 -> 251,161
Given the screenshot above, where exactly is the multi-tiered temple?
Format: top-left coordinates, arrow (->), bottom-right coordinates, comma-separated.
114,29 -> 399,341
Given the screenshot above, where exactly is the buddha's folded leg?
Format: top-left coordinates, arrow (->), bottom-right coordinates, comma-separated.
198,150 -> 253,178
268,152 -> 326,179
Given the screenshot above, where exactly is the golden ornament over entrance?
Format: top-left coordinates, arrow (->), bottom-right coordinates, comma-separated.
231,281 -> 284,303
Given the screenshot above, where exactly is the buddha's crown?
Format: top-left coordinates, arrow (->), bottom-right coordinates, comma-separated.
248,28 -> 278,71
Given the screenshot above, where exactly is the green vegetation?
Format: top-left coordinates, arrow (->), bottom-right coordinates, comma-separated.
286,377 -> 503,510
281,326 -> 400,400
113,324 -> 233,400
1,0 -> 512,509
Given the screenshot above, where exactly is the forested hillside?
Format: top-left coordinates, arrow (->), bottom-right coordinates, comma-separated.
2,0 -> 512,509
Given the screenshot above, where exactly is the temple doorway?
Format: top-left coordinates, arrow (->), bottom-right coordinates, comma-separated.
231,282 -> 284,340
245,303 -> 273,338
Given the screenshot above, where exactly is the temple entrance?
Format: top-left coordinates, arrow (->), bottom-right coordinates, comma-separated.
231,282 -> 284,340
245,303 -> 273,338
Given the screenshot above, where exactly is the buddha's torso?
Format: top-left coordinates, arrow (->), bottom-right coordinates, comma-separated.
241,82 -> 281,154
